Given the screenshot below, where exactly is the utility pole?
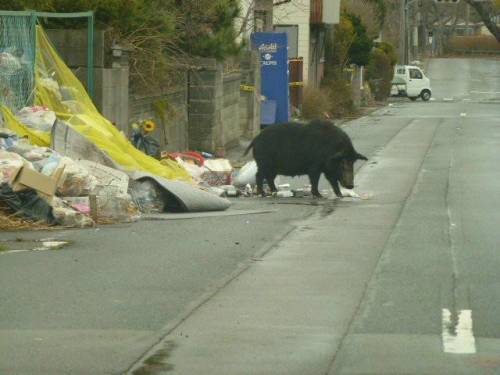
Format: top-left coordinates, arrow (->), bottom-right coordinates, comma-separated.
400,0 -> 406,63
403,0 -> 420,65
465,3 -> 470,35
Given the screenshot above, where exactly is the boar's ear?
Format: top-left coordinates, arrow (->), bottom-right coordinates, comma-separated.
355,152 -> 368,161
327,152 -> 345,169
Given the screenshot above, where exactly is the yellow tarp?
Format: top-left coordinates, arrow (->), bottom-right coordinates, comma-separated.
3,25 -> 191,183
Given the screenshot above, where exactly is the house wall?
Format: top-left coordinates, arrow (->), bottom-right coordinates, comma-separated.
236,0 -> 274,43
273,0 -> 311,84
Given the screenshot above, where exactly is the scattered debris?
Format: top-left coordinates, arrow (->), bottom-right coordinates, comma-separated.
0,238 -> 71,254
202,159 -> 233,186
142,209 -> 276,221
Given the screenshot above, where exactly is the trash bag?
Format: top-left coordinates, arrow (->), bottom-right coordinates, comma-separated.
0,183 -> 55,224
233,160 -> 257,186
130,131 -> 160,158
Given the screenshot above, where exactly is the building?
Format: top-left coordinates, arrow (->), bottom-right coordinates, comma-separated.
238,0 -> 341,87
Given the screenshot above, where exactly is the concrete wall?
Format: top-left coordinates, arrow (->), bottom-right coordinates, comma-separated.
129,82 -> 189,152
46,29 -> 129,132
188,58 -> 249,155
73,67 -> 129,131
273,0 -> 311,84
46,29 -> 107,68
222,73 -> 243,149
188,59 -> 223,153
239,51 -> 261,139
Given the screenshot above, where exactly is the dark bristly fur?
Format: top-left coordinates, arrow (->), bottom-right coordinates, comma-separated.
244,120 -> 367,197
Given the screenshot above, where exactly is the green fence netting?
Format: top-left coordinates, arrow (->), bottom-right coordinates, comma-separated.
0,14 -> 35,112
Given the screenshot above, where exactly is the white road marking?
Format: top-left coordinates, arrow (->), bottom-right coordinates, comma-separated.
470,91 -> 500,95
0,249 -> 31,255
460,113 -> 467,117
443,98 -> 454,101
442,308 -> 476,354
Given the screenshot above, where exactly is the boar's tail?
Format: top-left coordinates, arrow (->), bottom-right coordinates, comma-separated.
243,140 -> 254,156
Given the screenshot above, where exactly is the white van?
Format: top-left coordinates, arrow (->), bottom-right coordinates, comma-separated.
391,65 -> 432,101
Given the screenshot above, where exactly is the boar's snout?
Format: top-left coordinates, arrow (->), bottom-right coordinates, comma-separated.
340,160 -> 354,189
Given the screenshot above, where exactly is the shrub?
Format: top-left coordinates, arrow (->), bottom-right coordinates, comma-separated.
375,41 -> 397,65
366,47 -> 393,101
447,35 -> 500,52
346,13 -> 373,66
325,77 -> 356,118
301,86 -> 332,120
324,15 -> 355,81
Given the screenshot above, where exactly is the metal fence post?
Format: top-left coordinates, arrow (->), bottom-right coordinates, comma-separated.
87,12 -> 94,100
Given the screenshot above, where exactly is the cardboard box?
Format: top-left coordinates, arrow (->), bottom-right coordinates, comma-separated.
11,163 -> 65,197
201,159 -> 233,186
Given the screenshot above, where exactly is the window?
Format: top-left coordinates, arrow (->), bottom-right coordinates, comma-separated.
409,69 -> 422,79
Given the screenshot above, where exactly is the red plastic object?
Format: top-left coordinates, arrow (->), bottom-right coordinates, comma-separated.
163,151 -> 205,166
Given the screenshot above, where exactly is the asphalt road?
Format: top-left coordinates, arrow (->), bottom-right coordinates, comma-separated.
1,57 -> 499,374
329,57 -> 500,375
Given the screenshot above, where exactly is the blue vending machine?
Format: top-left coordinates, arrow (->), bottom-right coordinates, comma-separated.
251,32 -> 289,126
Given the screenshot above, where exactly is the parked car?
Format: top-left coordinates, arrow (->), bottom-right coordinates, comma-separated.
390,65 -> 432,101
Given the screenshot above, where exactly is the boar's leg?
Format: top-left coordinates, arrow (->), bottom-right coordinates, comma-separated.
332,180 -> 343,197
326,175 -> 343,197
266,174 -> 278,193
308,170 -> 322,198
256,170 -> 265,196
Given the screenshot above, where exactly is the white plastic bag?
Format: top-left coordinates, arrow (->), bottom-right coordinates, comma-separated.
175,157 -> 204,182
233,160 -> 257,186
16,106 -> 56,132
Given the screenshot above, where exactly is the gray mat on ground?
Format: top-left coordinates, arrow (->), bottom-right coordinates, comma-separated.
129,171 -> 231,213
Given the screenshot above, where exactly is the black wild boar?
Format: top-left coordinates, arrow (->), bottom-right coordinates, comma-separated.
244,120 -> 367,197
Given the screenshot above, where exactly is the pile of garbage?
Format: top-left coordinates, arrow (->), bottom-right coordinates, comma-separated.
0,106 -> 237,229
170,152 -> 300,198
0,124 -> 139,228
0,26 -> 235,230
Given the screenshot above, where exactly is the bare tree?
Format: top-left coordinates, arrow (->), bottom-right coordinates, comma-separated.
344,0 -> 382,38
464,0 -> 500,42
236,0 -> 305,38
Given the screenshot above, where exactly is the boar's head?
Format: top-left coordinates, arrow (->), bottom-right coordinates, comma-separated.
326,150 -> 367,189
